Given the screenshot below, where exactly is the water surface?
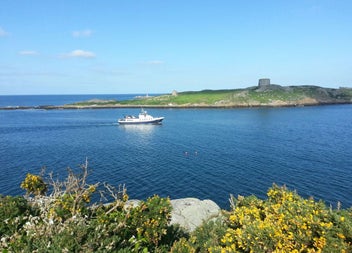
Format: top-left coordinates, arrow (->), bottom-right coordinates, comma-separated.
1,103 -> 351,209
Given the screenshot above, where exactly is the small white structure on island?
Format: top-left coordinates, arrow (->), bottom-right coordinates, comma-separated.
258,78 -> 271,87
172,90 -> 178,96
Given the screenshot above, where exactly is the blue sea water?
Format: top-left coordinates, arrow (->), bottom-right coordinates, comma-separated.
0,94 -> 155,107
1,96 -> 352,209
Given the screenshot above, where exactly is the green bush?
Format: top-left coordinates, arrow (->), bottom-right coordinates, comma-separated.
20,173 -> 47,196
1,163 -> 175,252
0,195 -> 36,237
85,195 -> 173,252
210,184 -> 352,252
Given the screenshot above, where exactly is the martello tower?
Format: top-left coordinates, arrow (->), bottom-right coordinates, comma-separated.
258,78 -> 271,87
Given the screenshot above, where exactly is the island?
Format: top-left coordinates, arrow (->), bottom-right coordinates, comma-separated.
2,79 -> 352,110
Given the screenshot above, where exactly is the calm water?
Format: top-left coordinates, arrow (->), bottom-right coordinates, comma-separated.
0,94 -> 158,107
1,98 -> 352,209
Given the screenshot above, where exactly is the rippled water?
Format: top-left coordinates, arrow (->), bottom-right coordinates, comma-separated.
1,104 -> 352,209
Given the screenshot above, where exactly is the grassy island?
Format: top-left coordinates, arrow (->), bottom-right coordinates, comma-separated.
1,84 -> 351,110
63,85 -> 352,109
1,162 -> 352,252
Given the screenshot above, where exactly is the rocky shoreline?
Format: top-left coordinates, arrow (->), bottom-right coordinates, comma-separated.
1,101 -> 351,110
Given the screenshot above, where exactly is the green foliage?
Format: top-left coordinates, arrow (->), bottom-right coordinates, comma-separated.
0,195 -> 36,237
127,195 -> 172,249
169,90 -> 233,105
118,89 -> 238,106
211,184 -> 352,252
170,238 -> 197,253
85,195 -> 173,252
20,173 -> 47,196
2,164 -> 175,252
168,218 -> 227,252
118,86 -> 352,107
2,166 -> 352,253
244,88 -> 304,103
192,219 -> 228,252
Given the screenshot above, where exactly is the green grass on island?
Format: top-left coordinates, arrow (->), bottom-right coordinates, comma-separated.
67,85 -> 352,108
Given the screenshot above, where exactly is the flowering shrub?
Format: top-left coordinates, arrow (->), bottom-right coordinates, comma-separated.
169,219 -> 227,253
170,238 -> 197,253
130,195 -> 172,249
211,184 -> 352,252
1,162 -> 176,252
20,173 -> 47,196
2,164 -> 352,253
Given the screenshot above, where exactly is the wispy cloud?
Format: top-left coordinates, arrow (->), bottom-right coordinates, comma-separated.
18,50 -> 39,56
145,60 -> 165,65
72,29 -> 93,38
91,66 -> 128,75
60,49 -> 96,58
0,26 -> 9,37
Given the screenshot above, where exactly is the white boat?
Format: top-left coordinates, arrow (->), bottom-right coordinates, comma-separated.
118,109 -> 164,125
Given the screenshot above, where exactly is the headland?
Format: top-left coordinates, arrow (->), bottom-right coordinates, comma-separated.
2,79 -> 352,110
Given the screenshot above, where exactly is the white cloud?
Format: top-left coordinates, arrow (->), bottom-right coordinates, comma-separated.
0,27 -> 9,37
60,49 -> 96,58
18,50 -> 39,56
72,29 -> 93,38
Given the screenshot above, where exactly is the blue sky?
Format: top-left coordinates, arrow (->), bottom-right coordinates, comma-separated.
1,0 -> 351,95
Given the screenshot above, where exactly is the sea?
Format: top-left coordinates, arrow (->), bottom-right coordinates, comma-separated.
1,94 -> 352,209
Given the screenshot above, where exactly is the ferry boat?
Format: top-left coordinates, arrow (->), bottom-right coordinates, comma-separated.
118,109 -> 164,125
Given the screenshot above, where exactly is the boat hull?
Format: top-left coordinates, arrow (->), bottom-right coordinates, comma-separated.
118,117 -> 164,125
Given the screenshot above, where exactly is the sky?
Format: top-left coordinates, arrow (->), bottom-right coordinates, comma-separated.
0,0 -> 352,95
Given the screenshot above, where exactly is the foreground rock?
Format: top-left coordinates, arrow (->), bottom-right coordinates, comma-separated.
170,198 -> 221,232
126,198 -> 221,232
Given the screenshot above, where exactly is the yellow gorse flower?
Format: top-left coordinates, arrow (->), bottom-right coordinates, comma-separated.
212,184 -> 350,252
20,173 -> 47,196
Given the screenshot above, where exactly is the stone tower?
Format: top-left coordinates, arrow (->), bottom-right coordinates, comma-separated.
258,78 -> 271,87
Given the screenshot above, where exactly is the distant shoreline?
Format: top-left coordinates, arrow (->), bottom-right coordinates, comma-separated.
2,84 -> 352,110
1,101 -> 352,110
